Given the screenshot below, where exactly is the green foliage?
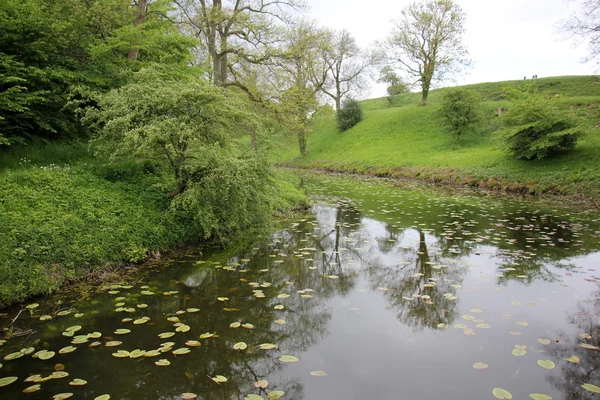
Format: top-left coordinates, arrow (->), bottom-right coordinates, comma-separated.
439,88 -> 483,140
498,93 -> 583,160
84,65 -> 260,196
0,0 -> 194,145
337,99 -> 363,131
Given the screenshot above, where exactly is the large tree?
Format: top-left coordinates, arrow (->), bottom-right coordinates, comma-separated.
559,0 -> 600,67
320,29 -> 370,111
379,0 -> 469,105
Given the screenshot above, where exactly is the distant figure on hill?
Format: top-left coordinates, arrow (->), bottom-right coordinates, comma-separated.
524,76 -> 527,80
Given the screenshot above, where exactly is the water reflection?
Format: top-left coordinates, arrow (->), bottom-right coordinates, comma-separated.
1,173 -> 600,399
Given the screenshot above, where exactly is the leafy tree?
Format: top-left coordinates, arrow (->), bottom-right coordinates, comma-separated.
497,92 -> 583,160
439,88 -> 483,141
377,65 -> 410,103
83,65 -> 261,197
0,0 -> 193,145
276,21 -> 330,156
320,29 -> 371,111
559,0 -> 600,66
378,0 -> 470,106
337,99 -> 363,132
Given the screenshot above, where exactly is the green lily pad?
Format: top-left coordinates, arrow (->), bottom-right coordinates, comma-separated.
69,379 -> 88,386
565,355 -> 580,363
133,317 -> 149,325
268,391 -> 285,400
141,291 -> 155,296
105,341 -> 122,347
143,350 -> 161,357
0,376 -> 18,387
255,379 -> 269,388
94,395 -> 110,400
274,305 -> 284,310
537,360 -> 555,370
57,310 -> 71,316
529,394 -> 553,400
538,339 -> 551,345
492,388 -> 513,399
242,323 -> 254,329
476,323 -> 491,329
40,315 -> 53,321
173,348 -> 191,355
200,333 -> 215,339
176,324 -> 190,333
233,342 -> 248,350
87,332 -> 102,339
245,395 -> 263,400
112,350 -> 130,358
230,322 -> 241,328
158,332 -> 175,339
579,343 -> 600,350
38,350 -> 56,360
155,359 -> 170,366
187,308 -> 200,313
259,343 -> 277,350
516,321 -> 528,327
274,319 -> 286,325
279,355 -> 299,363
211,375 -> 227,383
310,370 -> 328,376
74,313 -> 84,318
582,383 -> 600,393
26,303 -> 39,310
23,384 -> 41,393
4,351 -> 24,361
114,329 -> 131,335
66,325 -> 82,332
472,362 -> 488,370
52,393 -> 74,399
137,304 -> 148,309
50,371 -> 69,379
59,346 -> 77,354
129,349 -> 146,358
512,349 -> 526,356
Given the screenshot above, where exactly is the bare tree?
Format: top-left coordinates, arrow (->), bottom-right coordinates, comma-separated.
378,0 -> 470,105
559,0 -> 600,67
319,29 -> 370,111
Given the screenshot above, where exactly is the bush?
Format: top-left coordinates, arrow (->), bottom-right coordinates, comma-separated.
498,94 -> 583,160
337,99 -> 363,132
439,88 -> 483,141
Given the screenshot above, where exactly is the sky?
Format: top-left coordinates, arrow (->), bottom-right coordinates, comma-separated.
305,0 -> 596,98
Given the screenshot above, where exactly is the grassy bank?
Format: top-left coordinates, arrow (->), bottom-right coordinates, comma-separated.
0,142 -> 307,308
272,75 -> 600,199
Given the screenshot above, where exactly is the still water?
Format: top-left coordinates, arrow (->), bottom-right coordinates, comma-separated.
2,173 -> 600,400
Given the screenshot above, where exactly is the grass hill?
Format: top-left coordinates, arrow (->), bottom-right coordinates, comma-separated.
272,75 -> 600,199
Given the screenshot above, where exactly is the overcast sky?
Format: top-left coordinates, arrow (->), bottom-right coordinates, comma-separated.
305,0 -> 596,98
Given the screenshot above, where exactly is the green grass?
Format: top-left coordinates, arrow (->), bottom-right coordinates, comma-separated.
273,75 -> 600,198
0,142 -> 306,307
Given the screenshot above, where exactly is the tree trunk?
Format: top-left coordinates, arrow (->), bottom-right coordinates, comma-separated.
297,124 -> 308,156
420,87 -> 429,106
169,180 -> 187,198
128,0 -> 147,61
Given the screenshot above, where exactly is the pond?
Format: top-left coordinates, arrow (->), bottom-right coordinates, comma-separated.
2,172 -> 600,400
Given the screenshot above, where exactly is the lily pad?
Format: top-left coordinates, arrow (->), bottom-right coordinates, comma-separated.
242,323 -> 254,329
0,376 -> 18,387
23,384 -> 41,393
173,348 -> 191,355
255,379 -> 269,388
233,342 -> 248,350
155,359 -> 171,366
159,332 -> 175,339
176,324 -> 190,333
69,379 -> 87,386
66,325 -> 82,332
582,383 -> 600,393
181,394 -> 198,399
230,322 -> 241,328
259,343 -> 278,350
245,395 -> 263,400
94,395 -> 111,400
268,391 -> 285,400
565,355 -> 580,363
114,329 -> 131,335
473,362 -> 488,370
310,370 -> 328,376
211,375 -> 227,383
529,394 -> 553,400
187,308 -> 200,313
279,355 -> 299,363
512,349 -> 526,356
492,388 -> 513,399
105,341 -> 122,347
537,360 -> 555,370
52,393 -> 73,399
186,341 -> 201,347
59,346 -> 77,354
26,303 -> 39,310
538,339 -> 551,345
39,350 -> 56,360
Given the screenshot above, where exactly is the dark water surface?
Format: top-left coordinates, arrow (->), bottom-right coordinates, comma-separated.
2,173 -> 600,400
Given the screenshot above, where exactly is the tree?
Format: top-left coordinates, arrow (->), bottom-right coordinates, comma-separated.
336,98 -> 363,132
320,29 -> 370,111
559,0 -> 600,67
83,66 -> 261,197
377,65 -> 410,103
379,0 -> 469,106
439,88 -> 483,141
173,0 -> 303,87
276,21 -> 330,155
497,92 -> 583,160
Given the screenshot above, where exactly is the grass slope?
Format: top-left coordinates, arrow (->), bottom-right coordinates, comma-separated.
274,75 -> 600,198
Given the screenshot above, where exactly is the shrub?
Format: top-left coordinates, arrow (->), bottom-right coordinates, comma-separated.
439,88 -> 483,141
498,94 -> 583,160
337,99 -> 363,132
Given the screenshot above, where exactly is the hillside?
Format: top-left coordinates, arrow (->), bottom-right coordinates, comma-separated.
272,75 -> 600,199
